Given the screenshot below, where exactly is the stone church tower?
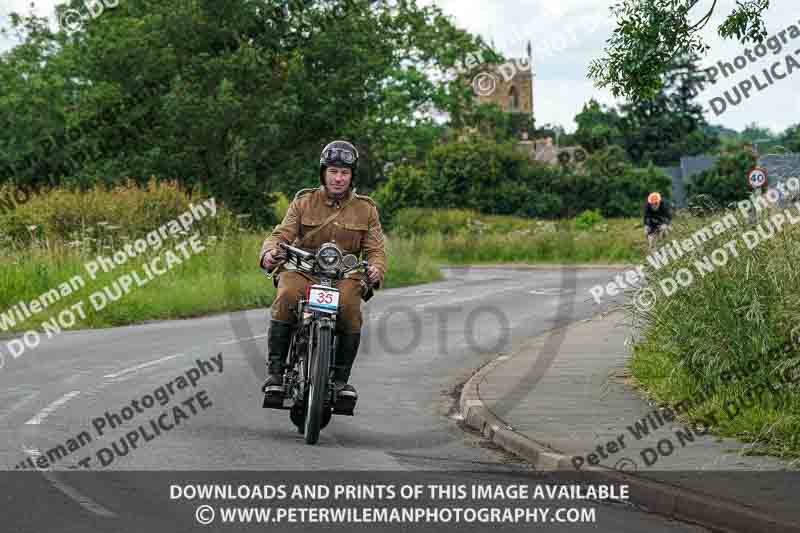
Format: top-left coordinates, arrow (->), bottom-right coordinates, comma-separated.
473,42 -> 534,116
474,58 -> 533,115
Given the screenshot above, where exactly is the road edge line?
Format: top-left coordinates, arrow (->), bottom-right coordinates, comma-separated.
458,313 -> 800,533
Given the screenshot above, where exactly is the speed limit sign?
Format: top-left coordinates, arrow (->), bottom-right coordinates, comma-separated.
748,167 -> 768,189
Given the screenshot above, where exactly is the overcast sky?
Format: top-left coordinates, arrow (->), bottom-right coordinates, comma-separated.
3,0 -> 799,134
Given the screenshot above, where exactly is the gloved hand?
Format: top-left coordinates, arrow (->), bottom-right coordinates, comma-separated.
366,264 -> 383,286
261,247 -> 287,271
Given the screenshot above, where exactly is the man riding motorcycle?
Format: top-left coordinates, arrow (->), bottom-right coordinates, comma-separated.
259,140 -> 386,406
643,192 -> 672,249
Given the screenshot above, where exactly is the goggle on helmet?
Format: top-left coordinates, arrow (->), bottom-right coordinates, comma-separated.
320,141 -> 359,169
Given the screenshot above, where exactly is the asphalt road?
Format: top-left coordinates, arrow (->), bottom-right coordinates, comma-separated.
0,267 -> 706,532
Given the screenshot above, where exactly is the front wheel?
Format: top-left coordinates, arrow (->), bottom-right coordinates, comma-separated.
304,321 -> 332,444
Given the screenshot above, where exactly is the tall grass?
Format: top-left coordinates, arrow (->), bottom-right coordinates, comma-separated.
391,208 -> 647,264
382,236 -> 442,288
0,182 -> 445,334
0,200 -> 646,336
0,178 -> 235,246
628,205 -> 800,458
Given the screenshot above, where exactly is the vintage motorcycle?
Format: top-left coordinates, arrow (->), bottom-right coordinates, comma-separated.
262,241 -> 373,445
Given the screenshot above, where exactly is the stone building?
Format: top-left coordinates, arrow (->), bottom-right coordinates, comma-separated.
473,58 -> 534,115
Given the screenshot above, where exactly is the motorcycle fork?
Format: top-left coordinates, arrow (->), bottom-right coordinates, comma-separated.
294,287 -> 340,404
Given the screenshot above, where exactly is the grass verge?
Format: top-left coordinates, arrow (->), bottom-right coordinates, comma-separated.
391,208 -> 647,265
628,205 -> 800,459
0,233 -> 443,334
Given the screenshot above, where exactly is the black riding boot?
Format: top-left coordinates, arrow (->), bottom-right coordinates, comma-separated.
333,333 -> 360,410
262,320 -> 294,401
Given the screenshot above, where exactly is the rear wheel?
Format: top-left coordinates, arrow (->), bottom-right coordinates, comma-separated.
304,322 -> 332,445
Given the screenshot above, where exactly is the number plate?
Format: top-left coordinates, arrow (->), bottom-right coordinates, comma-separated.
307,285 -> 340,313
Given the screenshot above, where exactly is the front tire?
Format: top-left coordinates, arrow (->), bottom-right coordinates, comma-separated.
304,321 -> 332,445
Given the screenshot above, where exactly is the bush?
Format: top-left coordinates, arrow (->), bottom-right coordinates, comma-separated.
687,146 -> 757,209
375,139 -> 672,222
574,209 -> 605,230
269,191 -> 291,222
605,164 -> 671,217
0,178 -> 236,249
426,140 -> 528,213
572,146 -> 671,218
390,208 -> 479,237
373,164 -> 433,228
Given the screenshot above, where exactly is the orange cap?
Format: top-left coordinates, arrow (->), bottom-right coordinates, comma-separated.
647,192 -> 662,205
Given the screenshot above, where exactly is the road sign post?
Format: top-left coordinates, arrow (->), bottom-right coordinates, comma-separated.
746,167 -> 769,225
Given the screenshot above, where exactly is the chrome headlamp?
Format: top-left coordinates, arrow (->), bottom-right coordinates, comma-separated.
316,243 -> 342,271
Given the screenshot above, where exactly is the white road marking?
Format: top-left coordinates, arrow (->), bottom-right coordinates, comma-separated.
529,288 -> 576,296
218,333 -> 269,345
103,353 -> 184,379
42,472 -> 118,517
23,448 -> 117,517
414,289 -> 455,296
0,390 -> 40,421
23,446 -> 41,456
25,391 -> 81,425
106,373 -> 143,384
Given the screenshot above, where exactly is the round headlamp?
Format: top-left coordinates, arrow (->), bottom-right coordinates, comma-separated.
316,244 -> 342,271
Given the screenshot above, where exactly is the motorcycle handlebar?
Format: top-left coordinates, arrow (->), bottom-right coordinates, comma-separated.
274,242 -> 371,278
278,241 -> 314,261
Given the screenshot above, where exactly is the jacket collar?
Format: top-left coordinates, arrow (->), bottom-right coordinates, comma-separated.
322,186 -> 356,208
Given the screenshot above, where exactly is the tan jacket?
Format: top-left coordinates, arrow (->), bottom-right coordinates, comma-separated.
260,186 -> 387,285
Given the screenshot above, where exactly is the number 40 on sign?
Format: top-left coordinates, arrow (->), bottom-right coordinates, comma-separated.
748,167 -> 768,189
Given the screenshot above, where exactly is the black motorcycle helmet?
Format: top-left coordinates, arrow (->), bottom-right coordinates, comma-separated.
319,140 -> 359,186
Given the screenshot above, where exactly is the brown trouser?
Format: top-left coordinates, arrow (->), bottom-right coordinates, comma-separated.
271,271 -> 363,334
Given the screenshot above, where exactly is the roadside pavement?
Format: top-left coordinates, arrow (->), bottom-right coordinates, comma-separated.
460,309 -> 800,533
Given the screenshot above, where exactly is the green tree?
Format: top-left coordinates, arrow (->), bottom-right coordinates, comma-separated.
0,0 -> 493,224
573,99 -> 623,153
459,100 -> 536,144
618,54 -> 718,166
687,145 -> 757,207
780,124 -> 800,152
562,145 -> 670,218
589,0 -> 772,100
426,139 -> 529,214
372,163 -> 432,227
740,122 -> 775,143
